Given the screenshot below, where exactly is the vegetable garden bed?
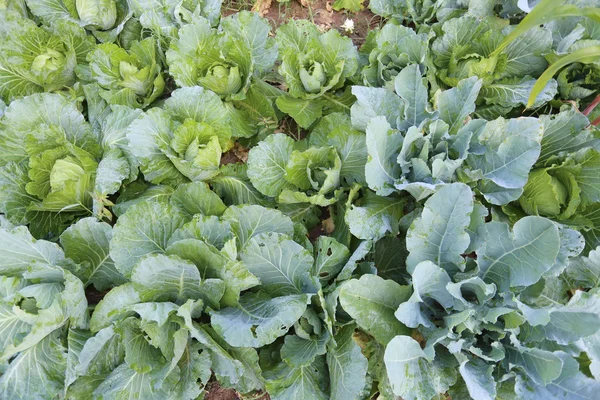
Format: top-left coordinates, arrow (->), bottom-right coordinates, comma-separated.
1,0 -> 600,399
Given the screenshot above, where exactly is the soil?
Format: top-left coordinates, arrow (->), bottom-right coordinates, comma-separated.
223,0 -> 383,46
204,382 -> 239,400
204,382 -> 270,400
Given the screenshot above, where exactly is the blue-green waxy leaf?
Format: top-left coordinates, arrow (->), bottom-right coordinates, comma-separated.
350,86 -> 404,131
169,214 -> 233,249
565,246 -> 600,289
313,236 -> 349,283
395,261 -> 454,329
505,343 -> 563,385
345,190 -> 405,241
130,253 -> 204,304
339,275 -> 411,344
0,220 -> 65,275
364,116 -> 402,196
384,335 -> 457,400
437,77 -> 482,134
538,108 -> 595,166
327,325 -> 368,400
265,357 -> 329,400
480,77 -> 558,108
281,333 -> 329,367
467,117 -> 543,204
395,64 -> 433,128
406,183 -> 474,273
515,351 -> 600,400
0,333 -> 67,400
223,205 -> 294,249
517,299 -> 600,345
210,292 -> 308,347
276,95 -> 324,129
478,216 -> 560,291
170,181 -> 227,218
166,238 -> 258,307
211,164 -> 272,207
459,360 -> 496,400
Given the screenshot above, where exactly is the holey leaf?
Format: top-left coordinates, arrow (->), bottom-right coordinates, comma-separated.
210,292 -> 309,347
406,183 -> 474,274
478,216 -> 560,291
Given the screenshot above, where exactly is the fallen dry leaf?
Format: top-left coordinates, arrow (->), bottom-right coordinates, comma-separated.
251,0 -> 272,16
322,217 -> 335,234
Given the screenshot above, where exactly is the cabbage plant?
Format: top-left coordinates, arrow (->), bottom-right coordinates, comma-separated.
361,24 -> 429,89
432,15 -> 559,116
167,11 -> 280,137
129,0 -> 222,39
0,13 -> 94,102
0,93 -> 145,239
26,0 -> 132,42
125,86 -> 233,184
81,37 -> 164,109
275,20 -> 359,128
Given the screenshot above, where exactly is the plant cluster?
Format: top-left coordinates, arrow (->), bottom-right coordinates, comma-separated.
1,0 -> 600,399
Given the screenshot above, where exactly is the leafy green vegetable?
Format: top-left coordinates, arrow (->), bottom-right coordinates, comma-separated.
83,37 -> 165,108
26,0 -> 132,42
167,11 -> 280,137
0,14 -> 93,102
275,19 -> 359,128
1,3 -> 600,399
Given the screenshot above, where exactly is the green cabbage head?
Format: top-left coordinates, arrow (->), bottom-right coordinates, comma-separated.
75,0 -> 117,30
0,94 -> 102,239
197,64 -> 243,97
520,168 -> 572,217
86,37 -> 164,108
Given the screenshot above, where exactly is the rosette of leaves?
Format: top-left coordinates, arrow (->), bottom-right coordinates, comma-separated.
431,15 -> 559,116
275,20 -> 359,128
129,0 -> 222,40
368,0 -> 441,25
167,12 -> 280,138
361,24 -> 429,89
0,218 -> 89,399
0,89 -> 147,238
246,133 -> 342,206
340,183 -> 600,399
25,0 -> 132,42
0,93 -> 104,239
0,13 -> 94,102
82,37 -> 165,109
247,112 -> 368,207
125,86 -> 232,185
545,15 -> 600,101
100,188 -> 371,398
351,67 -> 542,206
368,0 -> 524,25
501,107 -> 600,250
